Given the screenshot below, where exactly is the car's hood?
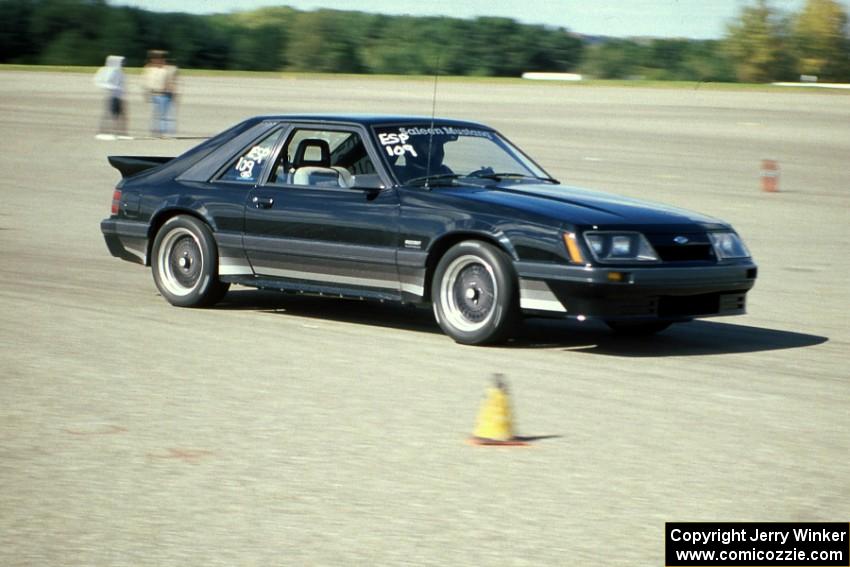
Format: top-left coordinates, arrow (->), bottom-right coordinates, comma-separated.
439,182 -> 726,228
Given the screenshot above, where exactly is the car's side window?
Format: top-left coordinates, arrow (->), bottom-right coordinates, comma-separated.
218,130 -> 281,183
268,128 -> 377,188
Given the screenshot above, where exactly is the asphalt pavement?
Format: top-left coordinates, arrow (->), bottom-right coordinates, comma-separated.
1,71 -> 848,566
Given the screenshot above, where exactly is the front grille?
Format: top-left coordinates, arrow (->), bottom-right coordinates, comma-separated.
654,244 -> 715,262
646,232 -> 715,263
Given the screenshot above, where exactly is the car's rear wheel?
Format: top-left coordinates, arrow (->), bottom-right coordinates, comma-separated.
151,215 -> 229,307
605,320 -> 673,335
432,241 -> 519,345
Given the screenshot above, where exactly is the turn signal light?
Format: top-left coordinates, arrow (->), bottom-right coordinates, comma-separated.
563,232 -> 586,264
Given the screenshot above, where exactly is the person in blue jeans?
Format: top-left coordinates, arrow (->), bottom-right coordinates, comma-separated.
142,50 -> 179,137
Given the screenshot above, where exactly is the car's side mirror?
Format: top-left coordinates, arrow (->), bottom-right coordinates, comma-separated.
292,166 -> 343,188
350,173 -> 385,191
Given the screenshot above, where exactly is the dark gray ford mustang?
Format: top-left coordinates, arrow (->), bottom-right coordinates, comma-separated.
101,114 -> 757,344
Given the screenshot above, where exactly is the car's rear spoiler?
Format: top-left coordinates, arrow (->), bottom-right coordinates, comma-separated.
108,155 -> 173,178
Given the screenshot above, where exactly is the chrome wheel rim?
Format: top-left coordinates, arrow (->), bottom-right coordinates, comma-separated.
438,254 -> 498,332
157,227 -> 203,297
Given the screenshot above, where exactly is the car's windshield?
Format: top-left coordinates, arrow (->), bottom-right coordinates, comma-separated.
372,124 -> 551,186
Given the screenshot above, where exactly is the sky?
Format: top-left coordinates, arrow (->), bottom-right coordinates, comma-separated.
111,0 -> 843,39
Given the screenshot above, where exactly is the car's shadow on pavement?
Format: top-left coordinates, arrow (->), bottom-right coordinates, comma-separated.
217,289 -> 440,334
513,318 -> 828,356
216,290 -> 827,357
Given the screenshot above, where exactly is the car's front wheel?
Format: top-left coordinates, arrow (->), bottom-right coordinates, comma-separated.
431,241 -> 519,345
151,215 -> 229,307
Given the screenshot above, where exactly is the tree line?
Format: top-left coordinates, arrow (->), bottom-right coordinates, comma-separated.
580,0 -> 849,82
0,0 -> 583,76
1,0 -> 848,82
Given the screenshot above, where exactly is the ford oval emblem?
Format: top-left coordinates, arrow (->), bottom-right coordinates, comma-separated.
673,236 -> 689,245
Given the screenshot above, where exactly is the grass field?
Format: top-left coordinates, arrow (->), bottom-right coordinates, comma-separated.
4,63 -> 849,93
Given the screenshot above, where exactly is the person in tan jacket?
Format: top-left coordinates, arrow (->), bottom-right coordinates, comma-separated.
142,50 -> 178,137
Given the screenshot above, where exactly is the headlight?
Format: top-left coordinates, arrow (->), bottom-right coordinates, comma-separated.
708,231 -> 750,260
583,231 -> 659,263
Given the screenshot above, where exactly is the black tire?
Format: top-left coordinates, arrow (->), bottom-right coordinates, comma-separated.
151,215 -> 229,307
605,320 -> 673,336
431,241 -> 519,345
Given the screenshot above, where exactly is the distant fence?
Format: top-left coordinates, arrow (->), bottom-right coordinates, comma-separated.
772,82 -> 850,89
521,72 -> 583,81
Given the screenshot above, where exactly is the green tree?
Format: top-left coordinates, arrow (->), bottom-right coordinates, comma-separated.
529,28 -> 584,73
360,15 -> 441,75
0,0 -> 578,77
580,39 -> 647,79
156,12 -> 230,69
792,0 -> 850,80
30,0 -> 110,65
680,41 -> 736,82
723,0 -> 795,82
98,7 -> 141,64
285,10 -> 364,73
467,17 -> 525,75
641,39 -> 735,81
214,7 -> 293,71
0,0 -> 38,62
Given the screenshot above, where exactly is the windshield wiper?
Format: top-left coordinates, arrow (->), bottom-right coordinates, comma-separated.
469,172 -> 559,184
406,172 -> 559,187
405,173 -> 465,186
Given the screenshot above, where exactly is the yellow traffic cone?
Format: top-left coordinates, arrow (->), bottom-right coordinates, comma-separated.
469,375 -> 528,446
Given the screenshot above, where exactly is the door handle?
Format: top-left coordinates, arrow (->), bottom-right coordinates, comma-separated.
252,196 -> 274,209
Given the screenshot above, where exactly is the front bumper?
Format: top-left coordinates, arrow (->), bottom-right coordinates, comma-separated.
100,218 -> 149,265
516,261 -> 757,321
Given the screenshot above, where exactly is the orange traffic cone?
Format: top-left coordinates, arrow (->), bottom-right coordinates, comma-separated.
761,159 -> 779,192
468,375 -> 528,446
